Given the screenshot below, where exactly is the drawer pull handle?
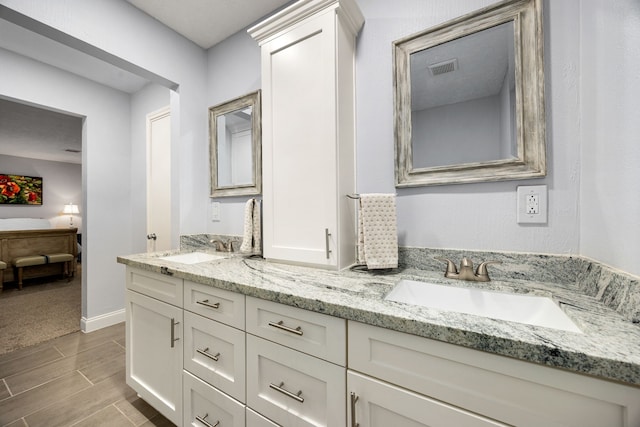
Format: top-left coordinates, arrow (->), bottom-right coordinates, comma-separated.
170,318 -> 180,348
268,320 -> 303,336
195,413 -> 219,427
196,299 -> 220,310
269,381 -> 304,403
196,347 -> 220,362
350,392 -> 359,427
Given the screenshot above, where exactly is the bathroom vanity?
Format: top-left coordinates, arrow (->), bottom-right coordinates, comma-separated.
119,250 -> 640,427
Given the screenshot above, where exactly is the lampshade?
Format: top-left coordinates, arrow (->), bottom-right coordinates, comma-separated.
63,203 -> 80,214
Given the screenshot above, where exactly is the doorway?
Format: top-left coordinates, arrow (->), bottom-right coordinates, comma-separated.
0,98 -> 83,354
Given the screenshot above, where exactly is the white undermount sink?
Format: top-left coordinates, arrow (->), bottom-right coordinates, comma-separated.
159,252 -> 226,264
385,279 -> 582,333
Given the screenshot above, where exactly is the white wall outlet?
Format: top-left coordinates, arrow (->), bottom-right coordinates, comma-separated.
517,185 -> 547,224
526,194 -> 539,214
211,201 -> 221,221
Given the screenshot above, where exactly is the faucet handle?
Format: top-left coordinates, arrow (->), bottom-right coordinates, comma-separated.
475,261 -> 502,280
434,257 -> 458,275
460,257 -> 473,270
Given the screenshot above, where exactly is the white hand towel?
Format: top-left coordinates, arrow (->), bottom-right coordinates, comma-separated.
357,193 -> 398,269
240,198 -> 262,254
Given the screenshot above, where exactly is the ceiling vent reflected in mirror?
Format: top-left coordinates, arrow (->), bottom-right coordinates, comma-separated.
428,58 -> 458,76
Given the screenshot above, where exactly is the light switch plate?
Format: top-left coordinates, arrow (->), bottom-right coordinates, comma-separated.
517,185 -> 547,224
211,202 -> 221,221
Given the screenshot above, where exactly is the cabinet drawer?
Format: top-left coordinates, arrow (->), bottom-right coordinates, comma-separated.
349,321 -> 640,427
348,371 -> 508,427
183,371 -> 245,427
246,408 -> 280,427
246,297 -> 346,366
183,311 -> 245,402
247,335 -> 345,427
184,280 -> 245,329
127,267 -> 182,307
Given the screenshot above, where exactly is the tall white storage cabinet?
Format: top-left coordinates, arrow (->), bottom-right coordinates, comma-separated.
249,0 -> 364,270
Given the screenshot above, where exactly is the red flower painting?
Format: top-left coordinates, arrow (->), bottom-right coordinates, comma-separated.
0,174 -> 43,205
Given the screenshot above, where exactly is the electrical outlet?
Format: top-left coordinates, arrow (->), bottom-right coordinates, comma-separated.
526,194 -> 539,214
517,185 -> 547,224
211,202 -> 221,221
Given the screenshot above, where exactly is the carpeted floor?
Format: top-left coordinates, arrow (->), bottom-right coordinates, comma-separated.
0,265 -> 81,355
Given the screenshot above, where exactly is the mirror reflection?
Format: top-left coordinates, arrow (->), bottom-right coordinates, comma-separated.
216,105 -> 253,187
411,22 -> 516,168
210,90 -> 261,197
394,0 -> 546,187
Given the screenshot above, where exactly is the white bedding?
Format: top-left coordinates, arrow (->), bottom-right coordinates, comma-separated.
0,218 -> 52,230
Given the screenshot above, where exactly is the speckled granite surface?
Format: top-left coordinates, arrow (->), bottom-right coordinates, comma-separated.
118,244 -> 640,387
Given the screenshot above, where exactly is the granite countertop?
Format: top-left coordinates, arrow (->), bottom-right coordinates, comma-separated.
117,250 -> 640,387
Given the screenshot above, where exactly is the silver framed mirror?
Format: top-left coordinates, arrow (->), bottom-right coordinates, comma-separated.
209,90 -> 261,197
394,0 -> 545,187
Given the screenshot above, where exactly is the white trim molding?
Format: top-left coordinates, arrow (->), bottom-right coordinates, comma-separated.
81,309 -> 125,333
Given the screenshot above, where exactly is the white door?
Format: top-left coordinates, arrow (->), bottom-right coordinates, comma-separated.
146,106 -> 171,252
126,290 -> 183,425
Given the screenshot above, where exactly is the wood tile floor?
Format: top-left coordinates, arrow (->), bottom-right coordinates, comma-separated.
0,323 -> 175,427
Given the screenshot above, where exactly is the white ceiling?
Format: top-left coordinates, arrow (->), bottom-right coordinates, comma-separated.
0,98 -> 83,164
0,0 -> 291,164
125,0 -> 292,49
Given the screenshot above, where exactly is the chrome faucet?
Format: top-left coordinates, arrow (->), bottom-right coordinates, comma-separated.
210,239 -> 234,252
435,257 -> 501,282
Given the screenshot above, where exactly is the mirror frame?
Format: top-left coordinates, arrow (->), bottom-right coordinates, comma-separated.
209,90 -> 262,197
394,0 -> 545,187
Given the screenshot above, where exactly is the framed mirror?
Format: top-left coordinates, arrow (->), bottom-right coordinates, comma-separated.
394,0 -> 545,187
209,90 -> 261,197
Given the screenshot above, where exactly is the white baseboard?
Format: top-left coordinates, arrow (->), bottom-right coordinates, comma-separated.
81,309 -> 125,333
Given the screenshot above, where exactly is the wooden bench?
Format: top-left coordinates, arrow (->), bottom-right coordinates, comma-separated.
0,228 -> 77,287
12,253 -> 74,290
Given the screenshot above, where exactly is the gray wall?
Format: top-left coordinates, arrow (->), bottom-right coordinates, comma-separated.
579,0 -> 640,275
411,95 -> 503,167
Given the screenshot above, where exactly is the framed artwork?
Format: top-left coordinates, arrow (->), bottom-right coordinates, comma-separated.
0,174 -> 43,205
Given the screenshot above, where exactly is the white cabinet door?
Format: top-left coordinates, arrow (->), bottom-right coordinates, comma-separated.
261,11 -> 339,268
254,2 -> 362,270
347,371 -> 508,427
126,290 -> 183,425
